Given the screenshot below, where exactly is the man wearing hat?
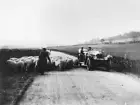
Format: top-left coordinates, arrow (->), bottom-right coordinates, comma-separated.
37,48 -> 51,75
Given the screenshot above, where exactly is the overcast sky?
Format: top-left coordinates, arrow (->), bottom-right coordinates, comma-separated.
0,0 -> 140,47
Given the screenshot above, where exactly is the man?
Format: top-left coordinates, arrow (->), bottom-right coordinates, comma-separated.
84,47 -> 92,64
80,47 -> 84,54
88,47 -> 92,51
38,48 -> 51,75
78,47 -> 85,62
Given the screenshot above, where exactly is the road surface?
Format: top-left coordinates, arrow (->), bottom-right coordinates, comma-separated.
19,68 -> 140,105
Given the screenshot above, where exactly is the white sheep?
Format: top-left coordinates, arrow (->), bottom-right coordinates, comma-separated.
7,56 -> 40,73
34,60 -> 39,72
16,59 -> 25,72
47,50 -> 51,56
10,57 -> 18,61
106,54 -> 113,59
22,57 -> 38,73
7,59 -> 25,73
27,56 -> 34,59
104,54 -> 113,61
24,59 -> 34,72
7,60 -> 18,72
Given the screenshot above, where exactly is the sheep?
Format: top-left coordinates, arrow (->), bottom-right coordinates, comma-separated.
31,56 -> 40,72
19,56 -> 37,72
20,56 -> 28,59
27,56 -> 34,59
7,55 -> 75,73
47,50 -> 51,56
58,60 -> 67,71
7,60 -> 18,72
73,59 -> 79,66
33,59 -> 39,73
7,56 -> 40,73
51,62 -> 56,70
52,57 -> 61,67
24,59 -> 35,73
16,59 -> 26,72
107,54 -> 113,58
33,57 -> 39,63
32,57 -> 40,72
104,54 -> 113,60
6,59 -> 25,73
66,59 -> 74,69
9,57 -> 18,61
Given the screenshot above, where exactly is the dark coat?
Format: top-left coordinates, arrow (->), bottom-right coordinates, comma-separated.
80,49 -> 84,55
38,51 -> 51,72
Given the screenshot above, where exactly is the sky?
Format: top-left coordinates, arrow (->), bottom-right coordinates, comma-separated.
0,0 -> 140,47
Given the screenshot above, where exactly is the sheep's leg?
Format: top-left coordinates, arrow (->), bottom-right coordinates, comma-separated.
14,66 -> 18,73
26,65 -> 29,73
24,63 -> 28,73
21,66 -> 23,72
18,65 -> 22,73
23,65 -> 26,72
33,64 -> 36,73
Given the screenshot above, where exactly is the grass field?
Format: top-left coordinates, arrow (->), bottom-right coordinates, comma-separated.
49,43 -> 140,60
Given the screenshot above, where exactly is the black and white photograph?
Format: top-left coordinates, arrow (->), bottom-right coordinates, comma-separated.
1,0 -> 140,105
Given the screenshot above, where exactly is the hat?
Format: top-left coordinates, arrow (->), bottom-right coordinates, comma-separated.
42,48 -> 46,51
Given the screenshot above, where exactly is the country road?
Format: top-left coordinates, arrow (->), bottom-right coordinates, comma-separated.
19,68 -> 140,105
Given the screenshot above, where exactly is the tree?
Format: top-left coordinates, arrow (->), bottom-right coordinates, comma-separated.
108,38 -> 113,44
130,32 -> 140,42
100,39 -> 105,43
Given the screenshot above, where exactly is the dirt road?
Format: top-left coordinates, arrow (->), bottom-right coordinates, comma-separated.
19,68 -> 140,105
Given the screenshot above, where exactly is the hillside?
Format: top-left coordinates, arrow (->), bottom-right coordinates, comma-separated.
83,38 -> 101,44
107,31 -> 140,41
81,31 -> 140,44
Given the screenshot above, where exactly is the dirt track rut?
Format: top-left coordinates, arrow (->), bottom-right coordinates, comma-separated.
19,68 -> 140,105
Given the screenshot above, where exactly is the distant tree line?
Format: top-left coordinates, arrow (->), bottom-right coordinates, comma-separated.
100,31 -> 140,44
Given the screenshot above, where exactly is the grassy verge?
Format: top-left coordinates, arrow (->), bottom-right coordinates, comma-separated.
1,73 -> 36,105
0,48 -> 40,105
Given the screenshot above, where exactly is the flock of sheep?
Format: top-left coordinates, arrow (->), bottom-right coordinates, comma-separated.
6,56 -> 39,73
6,51 -> 78,73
